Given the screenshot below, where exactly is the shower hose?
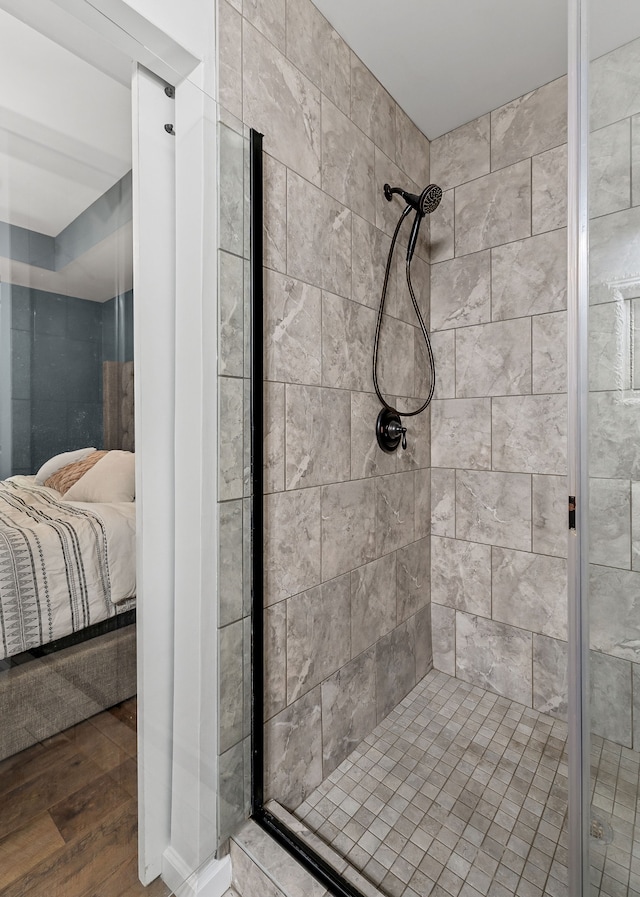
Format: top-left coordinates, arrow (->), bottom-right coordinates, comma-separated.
372,205 -> 436,419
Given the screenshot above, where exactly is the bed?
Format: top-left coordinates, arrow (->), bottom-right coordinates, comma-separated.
0,437 -> 138,759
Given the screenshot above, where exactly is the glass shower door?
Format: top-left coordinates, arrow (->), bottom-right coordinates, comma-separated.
583,3 -> 640,894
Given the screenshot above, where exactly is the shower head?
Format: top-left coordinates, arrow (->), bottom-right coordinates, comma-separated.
384,183 -> 443,216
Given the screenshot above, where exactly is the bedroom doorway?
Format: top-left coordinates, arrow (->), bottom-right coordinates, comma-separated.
0,7 -> 147,892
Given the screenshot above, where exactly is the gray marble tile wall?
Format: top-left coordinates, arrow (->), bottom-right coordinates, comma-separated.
217,0 -> 433,812
429,37 -> 640,752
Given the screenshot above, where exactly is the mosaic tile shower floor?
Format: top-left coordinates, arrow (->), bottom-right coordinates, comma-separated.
290,670 -> 640,897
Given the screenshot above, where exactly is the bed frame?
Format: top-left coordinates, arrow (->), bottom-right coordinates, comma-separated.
0,361 -> 138,761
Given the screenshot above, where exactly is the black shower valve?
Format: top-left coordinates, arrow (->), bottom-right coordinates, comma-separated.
376,408 -> 407,453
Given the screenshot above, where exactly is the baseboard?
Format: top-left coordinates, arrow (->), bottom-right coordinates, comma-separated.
162,846 -> 231,897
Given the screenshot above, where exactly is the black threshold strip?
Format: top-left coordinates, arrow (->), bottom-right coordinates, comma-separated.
248,128 -> 369,897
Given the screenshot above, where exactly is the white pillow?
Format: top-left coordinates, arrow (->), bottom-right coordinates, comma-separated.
64,450 -> 135,503
35,448 -> 97,485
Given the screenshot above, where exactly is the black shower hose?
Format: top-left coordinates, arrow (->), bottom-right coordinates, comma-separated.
372,204 -> 436,417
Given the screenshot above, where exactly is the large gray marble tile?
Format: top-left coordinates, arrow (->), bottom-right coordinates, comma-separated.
431,468 -> 456,538
429,188 -> 455,263
391,251 -> 429,327
532,474 -> 568,558
589,205 -> 640,304
321,292 -> 376,392
633,664 -> 640,748
395,106 -> 430,189
243,0 -> 285,51
456,470 -> 531,550
590,564 -> 640,663
492,229 -> 567,321
351,214 -> 394,311
264,153 -> 287,274
375,621 -> 416,722
590,119 -> 631,219
219,376 -> 245,501
219,738 -> 246,843
430,330 -> 455,400
243,21 -> 320,184
219,620 -> 244,752
590,477 -> 631,570
456,613 -> 533,706
374,147 -> 416,240
264,269 -> 322,385
350,553 -> 397,657
376,471 -> 416,556
397,537 -> 430,623
375,315 -> 416,400
589,391 -> 640,479
415,467 -> 431,541
492,548 -> 567,640
455,160 -> 531,255
264,601 -> 286,721
588,300 -> 631,392
285,384 -> 350,489
286,574 -> 351,703
633,115 -> 640,208
491,76 -> 567,170
264,487 -> 321,604
321,649 -> 377,777
532,311 -> 567,395
456,318 -> 532,398
285,0 -> 350,114
219,250 -> 245,377
264,381 -> 285,494
430,114 -> 490,192
219,500 -> 244,627
431,535 -> 491,617
590,37 -> 640,132
431,398 -> 491,471
218,0 -> 242,121
264,687 -> 323,808
414,604 -> 433,680
286,172 -> 351,297
590,650 -> 632,748
492,394 -> 567,475
431,604 -> 455,676
533,635 -> 568,719
393,394 -> 431,473
321,96 -> 376,224
532,144 -> 567,235
431,250 -> 491,332
350,392 -> 397,479
321,479 -> 376,580
219,123 -> 246,257
351,54 -> 396,160
633,482 -> 640,572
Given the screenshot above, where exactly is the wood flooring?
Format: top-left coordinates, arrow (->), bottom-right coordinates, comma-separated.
0,698 -> 171,897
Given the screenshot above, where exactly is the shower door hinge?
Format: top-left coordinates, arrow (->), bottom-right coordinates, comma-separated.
568,496 -> 576,530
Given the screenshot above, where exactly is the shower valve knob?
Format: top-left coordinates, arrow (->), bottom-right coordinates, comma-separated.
376,409 -> 407,453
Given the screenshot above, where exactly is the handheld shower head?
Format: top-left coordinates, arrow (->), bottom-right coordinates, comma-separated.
384,183 -> 443,216
384,182 -> 443,261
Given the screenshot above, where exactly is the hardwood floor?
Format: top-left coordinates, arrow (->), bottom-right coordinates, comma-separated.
0,698 -> 171,897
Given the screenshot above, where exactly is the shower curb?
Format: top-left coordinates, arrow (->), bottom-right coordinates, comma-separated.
230,814 -> 383,897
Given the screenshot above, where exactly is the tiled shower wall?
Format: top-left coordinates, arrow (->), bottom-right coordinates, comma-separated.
429,36 -> 640,749
218,0 -> 433,810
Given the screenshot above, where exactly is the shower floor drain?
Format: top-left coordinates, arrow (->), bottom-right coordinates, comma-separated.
590,814 -> 614,844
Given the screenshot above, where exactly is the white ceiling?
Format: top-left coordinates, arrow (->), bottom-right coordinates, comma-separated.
0,8 -> 132,300
313,0 -> 640,140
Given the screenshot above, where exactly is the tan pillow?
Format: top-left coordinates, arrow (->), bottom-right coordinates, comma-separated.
64,450 -> 135,503
45,451 -> 108,494
35,447 -> 97,485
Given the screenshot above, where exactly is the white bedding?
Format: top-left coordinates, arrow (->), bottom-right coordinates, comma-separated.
0,476 -> 135,660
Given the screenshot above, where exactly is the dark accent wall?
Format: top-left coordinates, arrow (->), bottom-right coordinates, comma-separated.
9,286 -> 134,475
